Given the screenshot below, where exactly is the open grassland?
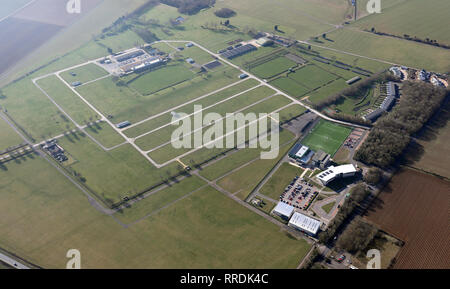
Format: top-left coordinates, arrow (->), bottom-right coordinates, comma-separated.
365,169 -> 450,269
301,120 -> 351,156
37,75 -> 100,124
57,133 -> 179,205
277,104 -> 307,123
250,57 -> 297,79
60,63 -> 109,84
270,77 -> 310,98
135,85 -> 276,151
318,29 -> 450,73
77,66 -> 240,124
217,143 -> 293,199
260,163 -> 304,200
0,116 -> 24,150
199,129 -> 296,181
178,46 -> 216,65
353,0 -> 450,46
128,63 -> 195,95
84,121 -> 125,149
0,157 -> 311,268
123,79 -> 260,138
0,77 -> 77,142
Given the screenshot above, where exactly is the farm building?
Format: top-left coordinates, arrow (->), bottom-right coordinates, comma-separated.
116,121 -> 131,129
346,76 -> 361,85
115,50 -> 145,63
288,212 -> 321,236
71,81 -> 82,87
220,44 -> 257,59
311,150 -> 331,170
203,60 -> 222,70
271,202 -> 295,220
316,164 -> 357,186
255,37 -> 274,47
239,73 -> 249,79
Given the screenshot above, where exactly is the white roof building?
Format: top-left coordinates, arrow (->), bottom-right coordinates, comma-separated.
288,212 -> 321,235
317,164 -> 357,185
272,202 -> 295,219
295,146 -> 309,159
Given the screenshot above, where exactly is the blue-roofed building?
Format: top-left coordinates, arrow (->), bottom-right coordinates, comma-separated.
116,121 -> 131,129
272,202 -> 295,220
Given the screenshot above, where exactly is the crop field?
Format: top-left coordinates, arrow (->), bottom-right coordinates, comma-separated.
318,29 -> 450,73
365,169 -> 450,269
353,0 -> 450,46
301,120 -> 351,156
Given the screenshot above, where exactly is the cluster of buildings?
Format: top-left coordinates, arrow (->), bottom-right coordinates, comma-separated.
289,144 -> 330,169
390,66 -> 447,88
271,202 -> 321,236
363,82 -> 398,123
219,44 -> 257,59
42,140 -> 68,163
109,48 -> 168,76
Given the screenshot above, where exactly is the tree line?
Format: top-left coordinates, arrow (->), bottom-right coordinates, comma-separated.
161,0 -> 216,15
355,81 -> 448,167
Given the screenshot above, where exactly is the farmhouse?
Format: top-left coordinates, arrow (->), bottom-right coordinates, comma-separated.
316,164 -> 357,186
288,212 -> 321,236
271,202 -> 295,220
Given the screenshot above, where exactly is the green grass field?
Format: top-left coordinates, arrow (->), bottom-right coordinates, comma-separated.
37,75 -> 100,125
260,163 -> 304,200
307,79 -> 348,104
0,156 -> 311,268
288,65 -> 338,89
321,201 -> 335,214
318,29 -> 450,73
60,63 -> 109,84
123,79 -> 260,138
128,63 -> 196,95
0,116 -> 24,150
301,120 -> 351,156
250,57 -> 297,79
353,0 -> 450,46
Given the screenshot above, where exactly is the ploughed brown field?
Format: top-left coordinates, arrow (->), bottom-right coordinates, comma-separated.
365,168 -> 450,269
0,0 -> 103,76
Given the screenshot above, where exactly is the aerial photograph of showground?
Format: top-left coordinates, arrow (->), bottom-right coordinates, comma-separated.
0,0 -> 448,273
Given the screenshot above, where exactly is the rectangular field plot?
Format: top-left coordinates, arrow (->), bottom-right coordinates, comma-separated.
84,121 -> 125,149
277,104 -> 307,123
178,45 -> 216,65
260,163 -> 304,200
37,75 -> 100,124
76,67 -> 241,124
114,176 -> 206,224
57,132 -> 181,205
307,79 -> 348,104
60,63 -> 109,84
250,56 -> 297,79
134,86 -> 277,152
270,77 -> 310,97
123,79 -> 260,138
301,120 -> 351,156
128,63 -> 196,95
288,65 -> 338,89
0,116 -> 24,149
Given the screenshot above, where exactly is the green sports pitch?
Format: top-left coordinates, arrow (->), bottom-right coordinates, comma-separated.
301,120 -> 351,156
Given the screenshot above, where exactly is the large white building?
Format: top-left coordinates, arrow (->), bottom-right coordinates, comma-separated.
316,164 -> 357,186
288,212 -> 321,236
272,202 -> 295,220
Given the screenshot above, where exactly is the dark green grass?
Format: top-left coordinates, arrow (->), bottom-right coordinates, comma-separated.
301,120 -> 351,156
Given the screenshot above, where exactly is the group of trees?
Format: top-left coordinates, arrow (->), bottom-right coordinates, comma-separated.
214,7 -> 236,18
336,216 -> 378,253
161,0 -> 215,15
369,28 -> 450,50
355,81 -> 448,167
318,183 -> 370,243
364,167 -> 383,185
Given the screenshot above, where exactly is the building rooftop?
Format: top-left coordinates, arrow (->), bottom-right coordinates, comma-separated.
317,164 -> 357,183
288,212 -> 321,235
272,202 -> 295,218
